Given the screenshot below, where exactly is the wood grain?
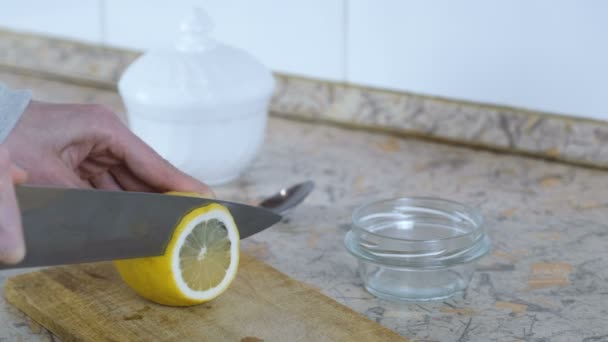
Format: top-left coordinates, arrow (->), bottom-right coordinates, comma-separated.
4,253 -> 406,341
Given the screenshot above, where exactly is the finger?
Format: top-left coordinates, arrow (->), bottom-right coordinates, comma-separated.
90,171 -> 124,191
86,155 -> 120,167
77,158 -> 116,180
13,159 -> 93,189
60,166 -> 94,189
0,149 -> 25,264
10,164 -> 27,184
113,130 -> 215,197
110,165 -> 155,192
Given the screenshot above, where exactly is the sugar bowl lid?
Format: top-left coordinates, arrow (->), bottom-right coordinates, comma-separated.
118,7 -> 275,109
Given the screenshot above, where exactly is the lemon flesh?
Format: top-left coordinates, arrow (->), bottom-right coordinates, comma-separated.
114,199 -> 240,306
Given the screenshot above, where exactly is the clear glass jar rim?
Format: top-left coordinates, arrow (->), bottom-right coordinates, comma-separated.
351,196 -> 485,243
344,230 -> 491,268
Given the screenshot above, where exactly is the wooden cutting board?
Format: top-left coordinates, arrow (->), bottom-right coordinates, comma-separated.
4,253 -> 406,341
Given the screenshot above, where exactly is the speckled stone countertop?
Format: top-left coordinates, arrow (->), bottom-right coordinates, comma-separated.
1,71 -> 608,342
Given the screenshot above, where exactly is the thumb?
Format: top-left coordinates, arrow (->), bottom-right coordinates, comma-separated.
0,147 -> 25,264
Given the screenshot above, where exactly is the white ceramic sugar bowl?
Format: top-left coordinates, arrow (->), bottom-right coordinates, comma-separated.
118,8 -> 274,185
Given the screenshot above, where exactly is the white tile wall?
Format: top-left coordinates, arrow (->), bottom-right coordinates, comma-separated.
0,0 -> 102,43
104,0 -> 345,81
0,0 -> 607,120
348,0 -> 608,120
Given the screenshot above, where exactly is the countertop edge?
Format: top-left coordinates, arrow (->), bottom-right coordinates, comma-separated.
2,28 -> 608,170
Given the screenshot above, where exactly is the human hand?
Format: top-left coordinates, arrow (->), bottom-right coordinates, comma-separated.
5,101 -> 213,196
0,146 -> 28,264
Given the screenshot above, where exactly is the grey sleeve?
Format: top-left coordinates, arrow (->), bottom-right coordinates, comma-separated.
0,83 -> 32,143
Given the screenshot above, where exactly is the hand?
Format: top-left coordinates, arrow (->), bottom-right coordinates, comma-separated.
0,146 -> 28,264
5,100 -> 213,196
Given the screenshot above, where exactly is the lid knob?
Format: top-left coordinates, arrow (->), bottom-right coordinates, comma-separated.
175,7 -> 216,52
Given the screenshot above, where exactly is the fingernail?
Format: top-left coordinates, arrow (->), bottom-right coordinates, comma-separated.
205,189 -> 216,199
0,245 -> 25,265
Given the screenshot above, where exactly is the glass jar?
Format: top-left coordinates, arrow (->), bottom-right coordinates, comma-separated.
344,197 -> 491,302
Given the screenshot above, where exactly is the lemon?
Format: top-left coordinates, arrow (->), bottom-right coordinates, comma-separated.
113,192 -> 240,306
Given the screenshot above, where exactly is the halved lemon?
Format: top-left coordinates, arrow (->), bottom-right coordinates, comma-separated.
113,193 -> 240,306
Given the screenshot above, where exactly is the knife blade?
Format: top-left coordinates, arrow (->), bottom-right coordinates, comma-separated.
0,185 -> 281,269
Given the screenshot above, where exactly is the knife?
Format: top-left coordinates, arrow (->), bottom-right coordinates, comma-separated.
0,185 -> 282,270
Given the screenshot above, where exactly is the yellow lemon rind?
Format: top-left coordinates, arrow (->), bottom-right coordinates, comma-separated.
114,203 -> 239,306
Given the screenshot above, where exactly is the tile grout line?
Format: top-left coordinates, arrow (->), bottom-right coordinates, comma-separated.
98,0 -> 106,45
342,0 -> 349,82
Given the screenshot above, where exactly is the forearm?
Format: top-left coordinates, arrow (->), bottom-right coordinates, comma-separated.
0,83 -> 31,143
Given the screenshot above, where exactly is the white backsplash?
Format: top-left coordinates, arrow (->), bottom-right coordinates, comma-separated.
347,0 -> 608,121
0,0 -> 606,120
104,0 -> 345,81
0,0 -> 102,43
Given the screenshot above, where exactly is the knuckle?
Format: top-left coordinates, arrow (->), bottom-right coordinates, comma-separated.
81,104 -> 115,121
91,104 -> 119,121
85,105 -> 124,136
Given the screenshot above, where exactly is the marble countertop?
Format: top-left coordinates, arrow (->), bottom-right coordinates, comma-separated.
1,71 -> 608,342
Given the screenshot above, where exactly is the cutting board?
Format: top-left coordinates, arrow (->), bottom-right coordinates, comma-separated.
4,253 -> 406,341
